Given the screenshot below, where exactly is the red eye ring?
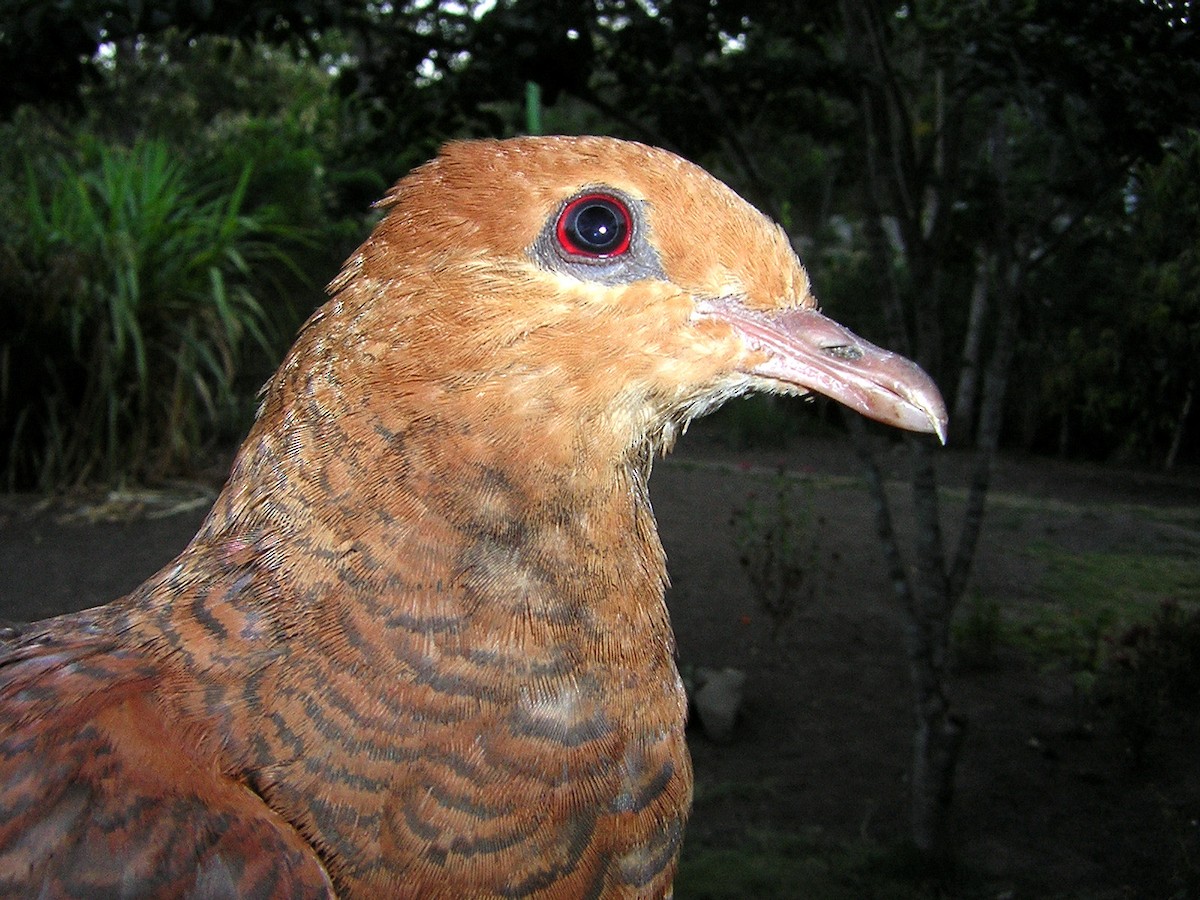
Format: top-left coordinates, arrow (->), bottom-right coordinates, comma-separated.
555,193 -> 632,258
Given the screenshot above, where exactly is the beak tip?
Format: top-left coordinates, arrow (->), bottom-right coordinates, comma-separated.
925,407 -> 949,445
884,380 -> 947,444
919,401 -> 949,446
902,404 -> 948,444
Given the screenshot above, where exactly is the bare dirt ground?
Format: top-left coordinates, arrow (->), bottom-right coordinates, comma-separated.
2,425 -> 1198,898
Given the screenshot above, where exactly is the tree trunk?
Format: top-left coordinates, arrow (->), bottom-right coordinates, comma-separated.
845,416 -> 967,860
949,251 -> 990,445
910,693 -> 965,858
837,0 -> 1030,863
1165,376 -> 1194,470
846,230 -> 1024,863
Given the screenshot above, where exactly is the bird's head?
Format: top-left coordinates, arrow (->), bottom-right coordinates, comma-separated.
279,136 -> 945,474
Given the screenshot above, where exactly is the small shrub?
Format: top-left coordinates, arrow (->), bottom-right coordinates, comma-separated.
730,469 -> 819,638
1103,600 -> 1200,763
952,596 -> 1003,672
1,137 -> 307,488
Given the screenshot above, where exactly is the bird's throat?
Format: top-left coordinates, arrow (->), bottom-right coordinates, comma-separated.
199,394 -> 676,671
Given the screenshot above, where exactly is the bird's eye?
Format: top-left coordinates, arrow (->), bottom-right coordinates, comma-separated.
556,194 -> 632,258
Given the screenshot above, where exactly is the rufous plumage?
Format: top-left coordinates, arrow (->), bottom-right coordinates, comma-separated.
0,136 -> 945,898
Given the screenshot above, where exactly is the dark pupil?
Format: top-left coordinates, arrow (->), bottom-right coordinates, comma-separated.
571,202 -> 624,252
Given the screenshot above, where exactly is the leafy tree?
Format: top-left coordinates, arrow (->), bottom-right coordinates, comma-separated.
0,0 -> 358,115
1026,131 -> 1200,465
822,0 -> 1199,858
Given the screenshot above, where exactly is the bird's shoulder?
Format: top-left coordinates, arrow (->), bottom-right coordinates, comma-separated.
0,624 -> 334,898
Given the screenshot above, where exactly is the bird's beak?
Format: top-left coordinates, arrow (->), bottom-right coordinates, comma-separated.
697,299 -> 949,443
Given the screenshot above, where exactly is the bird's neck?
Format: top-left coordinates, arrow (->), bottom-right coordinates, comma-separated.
96,309 -> 692,890
178,384 -> 674,667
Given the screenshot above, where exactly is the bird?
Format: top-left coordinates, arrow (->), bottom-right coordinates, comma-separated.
0,135 -> 946,898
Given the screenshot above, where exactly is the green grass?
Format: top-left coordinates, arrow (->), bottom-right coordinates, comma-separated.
1036,544 -> 1200,611
978,541 -> 1200,674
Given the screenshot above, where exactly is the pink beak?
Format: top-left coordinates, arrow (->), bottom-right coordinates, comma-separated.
700,300 -> 949,443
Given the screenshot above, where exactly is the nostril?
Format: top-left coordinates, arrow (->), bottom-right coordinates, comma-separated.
822,345 -> 863,361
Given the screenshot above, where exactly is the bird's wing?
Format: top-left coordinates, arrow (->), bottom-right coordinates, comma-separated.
0,635 -> 335,899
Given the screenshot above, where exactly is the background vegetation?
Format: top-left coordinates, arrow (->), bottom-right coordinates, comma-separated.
1,0 -> 1196,890
2,0 -> 1196,490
